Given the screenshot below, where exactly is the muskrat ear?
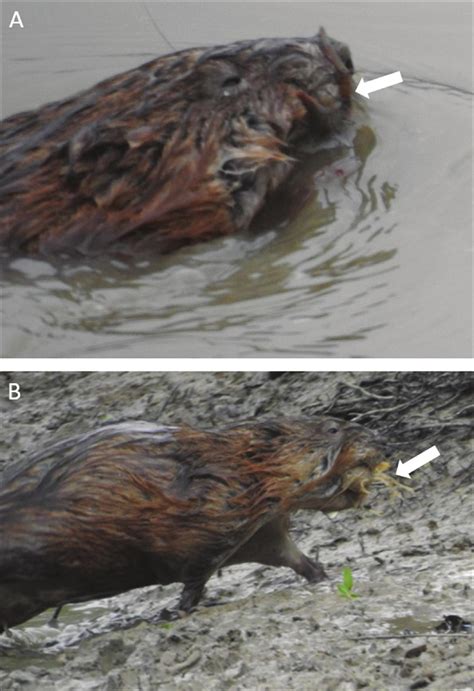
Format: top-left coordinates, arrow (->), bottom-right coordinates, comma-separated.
317,28 -> 354,76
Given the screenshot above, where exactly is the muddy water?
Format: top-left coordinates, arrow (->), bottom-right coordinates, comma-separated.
1,2 -> 472,357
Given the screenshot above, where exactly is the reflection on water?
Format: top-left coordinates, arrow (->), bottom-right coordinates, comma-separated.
0,583 -> 179,661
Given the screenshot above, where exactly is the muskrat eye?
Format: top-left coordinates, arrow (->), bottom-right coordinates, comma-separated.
222,76 -> 242,89
284,77 -> 306,89
337,45 -> 354,73
322,420 -> 341,436
344,56 -> 354,72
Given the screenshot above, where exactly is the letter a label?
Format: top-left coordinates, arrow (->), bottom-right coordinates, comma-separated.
9,11 -> 24,28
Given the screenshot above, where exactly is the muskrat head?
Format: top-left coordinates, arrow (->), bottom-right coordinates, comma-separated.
288,417 -> 387,512
263,27 -> 354,145
191,27 -> 354,148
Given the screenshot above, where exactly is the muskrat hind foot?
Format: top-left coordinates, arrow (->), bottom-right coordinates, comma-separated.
159,583 -> 207,621
177,581 -> 207,613
48,605 -> 62,626
158,607 -> 183,622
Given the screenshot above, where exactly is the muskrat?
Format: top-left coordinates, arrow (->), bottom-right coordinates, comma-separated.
0,416 -> 388,629
0,28 -> 354,257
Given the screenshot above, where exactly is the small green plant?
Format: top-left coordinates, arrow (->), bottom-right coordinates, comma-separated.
337,567 -> 359,599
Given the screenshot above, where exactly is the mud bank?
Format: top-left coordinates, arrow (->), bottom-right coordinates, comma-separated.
0,372 -> 472,690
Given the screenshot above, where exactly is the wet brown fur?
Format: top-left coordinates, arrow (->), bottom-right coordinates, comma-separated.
0,416 -> 382,629
0,28 -> 353,257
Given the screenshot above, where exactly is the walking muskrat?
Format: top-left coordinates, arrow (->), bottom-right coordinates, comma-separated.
0,417 -> 389,629
0,28 -> 354,257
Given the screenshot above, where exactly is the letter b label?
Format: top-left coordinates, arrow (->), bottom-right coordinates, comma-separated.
9,383 -> 21,400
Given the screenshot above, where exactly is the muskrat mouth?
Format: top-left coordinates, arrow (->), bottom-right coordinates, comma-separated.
341,460 -> 412,505
309,458 -> 391,505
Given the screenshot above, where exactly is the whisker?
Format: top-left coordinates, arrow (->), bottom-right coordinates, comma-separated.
141,2 -> 175,51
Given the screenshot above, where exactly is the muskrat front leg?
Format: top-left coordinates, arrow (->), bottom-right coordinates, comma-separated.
225,516 -> 327,583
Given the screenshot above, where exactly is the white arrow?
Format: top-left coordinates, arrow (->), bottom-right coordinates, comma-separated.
355,71 -> 403,99
396,445 -> 440,478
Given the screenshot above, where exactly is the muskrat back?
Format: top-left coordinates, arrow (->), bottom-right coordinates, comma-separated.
0,417 -> 385,629
0,28 -> 354,257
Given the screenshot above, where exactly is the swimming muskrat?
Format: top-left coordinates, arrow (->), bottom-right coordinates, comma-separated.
0,28 -> 354,257
0,417 -> 389,629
